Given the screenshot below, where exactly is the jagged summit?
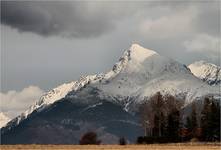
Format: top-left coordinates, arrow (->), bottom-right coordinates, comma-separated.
129,44 -> 158,62
112,44 -> 189,76
104,44 -> 158,79
189,61 -> 221,85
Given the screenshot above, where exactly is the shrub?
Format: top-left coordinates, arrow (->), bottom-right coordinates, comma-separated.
119,137 -> 126,145
79,131 -> 101,145
190,138 -> 199,142
137,136 -> 144,144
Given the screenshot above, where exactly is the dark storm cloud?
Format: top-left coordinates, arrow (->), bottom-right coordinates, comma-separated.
1,1 -> 56,36
1,1 -> 129,38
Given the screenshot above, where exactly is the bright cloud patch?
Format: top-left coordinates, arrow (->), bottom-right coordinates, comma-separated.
0,86 -> 44,119
139,7 -> 197,39
184,34 -> 220,54
0,112 -> 10,128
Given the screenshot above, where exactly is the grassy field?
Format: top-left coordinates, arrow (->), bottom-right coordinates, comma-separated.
1,143 -> 220,150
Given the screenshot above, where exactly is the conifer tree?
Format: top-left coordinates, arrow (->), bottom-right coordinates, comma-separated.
201,97 -> 220,141
201,97 -> 212,141
185,103 -> 198,138
166,108 -> 180,141
209,99 -> 220,141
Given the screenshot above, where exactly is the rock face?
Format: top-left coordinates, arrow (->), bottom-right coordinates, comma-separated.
188,61 -> 221,86
1,44 -> 220,144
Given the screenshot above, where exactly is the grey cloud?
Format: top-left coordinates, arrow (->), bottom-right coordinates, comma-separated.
144,1 -> 220,37
1,1 -> 148,38
194,2 -> 220,36
183,34 -> 219,53
1,1 -> 59,36
1,1 -> 117,38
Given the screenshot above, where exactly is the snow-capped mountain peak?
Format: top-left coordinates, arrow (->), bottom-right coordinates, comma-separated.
129,44 -> 158,62
188,61 -> 221,85
95,44 -> 219,105
108,44 -> 158,75
96,44 -> 192,99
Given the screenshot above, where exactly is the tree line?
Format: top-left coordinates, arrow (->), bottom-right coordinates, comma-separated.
138,92 -> 220,143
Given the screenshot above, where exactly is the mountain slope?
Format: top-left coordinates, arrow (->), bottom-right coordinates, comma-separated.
1,97 -> 142,144
188,61 -> 221,85
6,74 -> 104,127
1,44 -> 220,144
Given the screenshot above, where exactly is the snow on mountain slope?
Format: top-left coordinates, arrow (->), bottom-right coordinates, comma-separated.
0,113 -> 10,128
188,61 -> 221,85
9,74 -> 104,126
6,44 -> 221,127
93,44 -> 219,104
97,44 -> 188,97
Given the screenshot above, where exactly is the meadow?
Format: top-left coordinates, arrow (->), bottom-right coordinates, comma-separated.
1,143 -> 220,150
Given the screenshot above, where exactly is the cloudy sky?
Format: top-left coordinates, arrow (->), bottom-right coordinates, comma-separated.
0,0 -> 220,118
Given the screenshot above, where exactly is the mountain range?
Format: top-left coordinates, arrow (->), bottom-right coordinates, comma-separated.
1,44 -> 220,144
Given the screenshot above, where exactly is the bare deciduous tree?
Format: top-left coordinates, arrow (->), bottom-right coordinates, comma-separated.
139,92 -> 184,138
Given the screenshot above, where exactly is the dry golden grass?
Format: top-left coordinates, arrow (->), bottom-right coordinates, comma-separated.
1,143 -> 220,150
